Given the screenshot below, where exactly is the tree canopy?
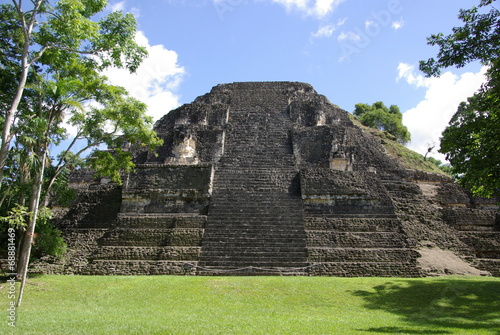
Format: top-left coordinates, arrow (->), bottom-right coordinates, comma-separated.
420,0 -> 499,197
353,101 -> 411,145
0,0 -> 162,306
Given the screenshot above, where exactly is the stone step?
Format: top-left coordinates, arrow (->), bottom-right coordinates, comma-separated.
309,262 -> 422,277
100,228 -> 203,247
217,162 -> 296,169
201,227 -> 306,233
202,232 -> 306,239
196,269 -> 309,276
307,247 -> 420,262
200,256 -> 307,264
473,258 -> 500,276
203,221 -> 304,227
203,217 -> 303,224
214,172 -> 296,178
201,245 -> 306,253
207,209 -> 303,215
223,145 -> 293,152
305,213 -> 398,219
201,239 -> 306,247
205,222 -> 303,229
213,167 -> 297,172
219,158 -> 296,165
202,232 -> 305,239
209,198 -> 301,204
459,225 -> 498,231
198,261 -> 308,269
201,243 -> 306,251
304,217 -> 402,232
116,214 -> 207,228
210,182 -> 295,189
92,246 -> 201,261
223,151 -> 293,157
82,260 -> 197,275
211,182 -> 297,187
458,231 -> 500,258
208,203 -> 302,210
203,224 -> 305,231
306,231 -> 408,248
304,205 -> 395,216
201,243 -> 306,249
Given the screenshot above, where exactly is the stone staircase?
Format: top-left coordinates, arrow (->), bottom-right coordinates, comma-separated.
82,214 -> 205,275
296,168 -> 420,277
379,176 -> 481,276
198,104 -> 308,275
80,165 -> 212,275
442,208 -> 500,276
305,215 -> 421,276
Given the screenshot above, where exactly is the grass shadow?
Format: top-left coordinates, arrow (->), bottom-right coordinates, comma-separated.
352,278 -> 500,334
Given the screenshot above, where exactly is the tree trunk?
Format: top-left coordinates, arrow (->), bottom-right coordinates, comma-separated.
16,149 -> 47,307
0,0 -> 44,190
0,62 -> 29,190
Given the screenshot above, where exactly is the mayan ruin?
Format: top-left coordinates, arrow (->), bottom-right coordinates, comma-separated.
39,82 -> 499,277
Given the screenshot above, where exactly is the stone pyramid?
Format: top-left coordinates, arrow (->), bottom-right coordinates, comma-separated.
40,82 -> 499,277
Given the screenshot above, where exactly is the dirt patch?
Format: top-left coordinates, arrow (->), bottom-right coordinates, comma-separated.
417,182 -> 439,199
417,243 -> 490,276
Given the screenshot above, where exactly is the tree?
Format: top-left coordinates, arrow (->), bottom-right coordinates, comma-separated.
0,0 -> 147,190
420,0 -> 499,197
0,0 -> 162,307
353,101 -> 411,144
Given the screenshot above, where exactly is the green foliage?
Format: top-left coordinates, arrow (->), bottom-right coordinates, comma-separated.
89,149 -> 135,184
353,102 -> 411,144
0,204 -> 29,230
440,98 -> 500,197
32,219 -> 67,259
420,0 -> 500,197
420,0 -> 499,77
33,0 -> 146,72
427,157 -> 453,175
1,276 -> 498,334
0,0 -> 161,197
0,205 -> 51,229
0,0 -> 160,270
0,205 -> 66,259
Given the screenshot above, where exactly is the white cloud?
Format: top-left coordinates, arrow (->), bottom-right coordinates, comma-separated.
311,18 -> 347,38
312,25 -> 336,38
108,1 -> 140,18
314,0 -> 344,17
110,1 -> 126,12
391,18 -> 404,30
212,0 -> 345,18
365,19 -> 376,29
337,31 -> 361,42
397,63 -> 428,87
398,63 -> 487,161
270,0 -> 346,18
102,31 -> 185,121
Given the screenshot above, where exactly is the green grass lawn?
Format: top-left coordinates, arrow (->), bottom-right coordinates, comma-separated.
1,275 -> 499,334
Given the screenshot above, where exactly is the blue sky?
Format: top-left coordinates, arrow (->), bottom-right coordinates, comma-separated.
103,0 -> 488,161
10,0 -> 490,160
